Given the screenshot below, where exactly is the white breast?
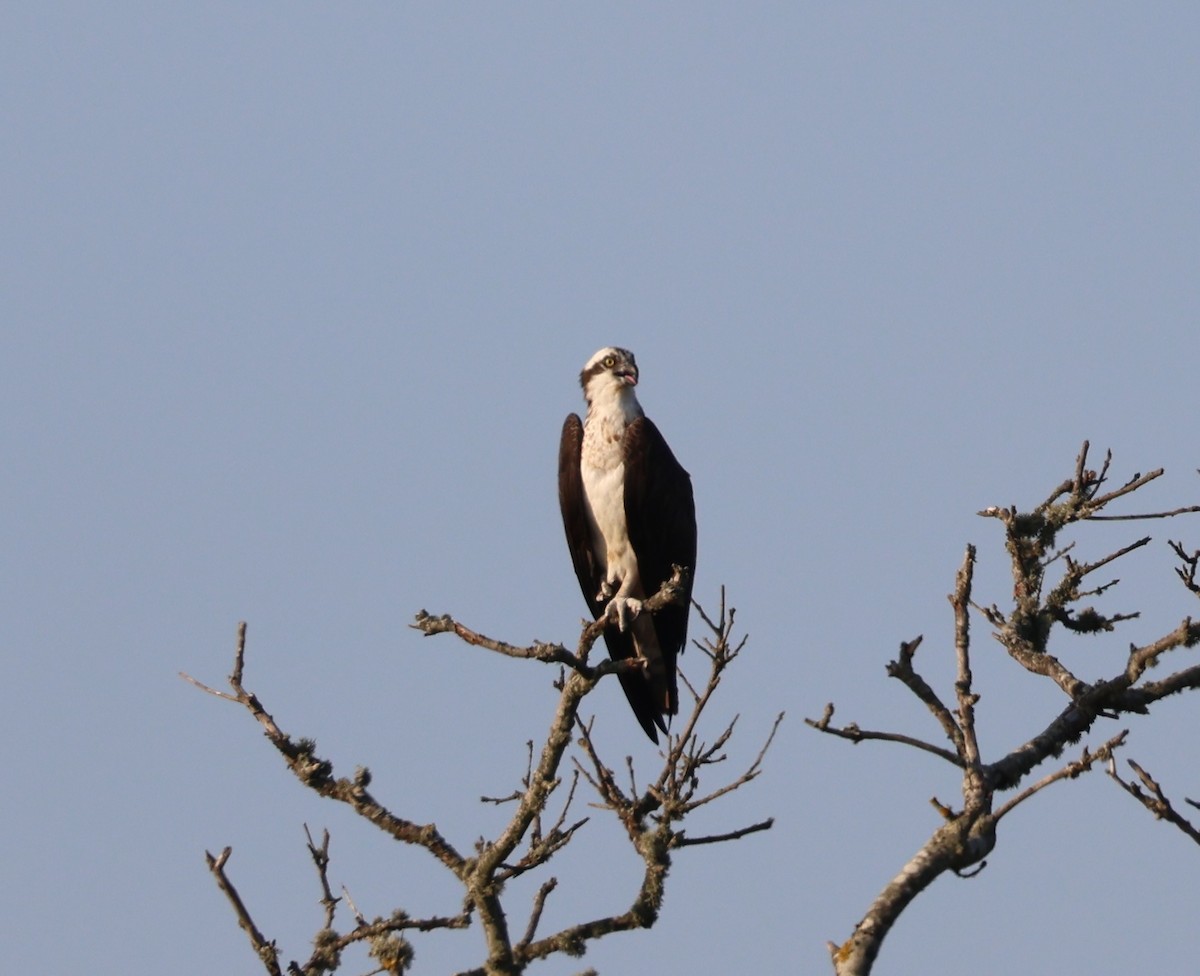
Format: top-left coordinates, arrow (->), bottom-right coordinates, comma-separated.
580,409 -> 640,591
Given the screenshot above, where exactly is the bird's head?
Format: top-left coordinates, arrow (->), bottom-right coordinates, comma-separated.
579,347 -> 639,407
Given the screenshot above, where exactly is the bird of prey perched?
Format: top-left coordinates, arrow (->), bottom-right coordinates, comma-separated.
558,347 -> 697,742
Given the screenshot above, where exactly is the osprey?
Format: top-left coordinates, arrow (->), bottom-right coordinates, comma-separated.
558,347 -> 697,742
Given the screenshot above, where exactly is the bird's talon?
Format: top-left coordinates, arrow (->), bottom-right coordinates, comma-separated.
605,596 -> 642,632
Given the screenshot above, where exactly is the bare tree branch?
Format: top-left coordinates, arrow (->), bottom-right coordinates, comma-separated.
1170,539 -> 1200,597
1087,505 -> 1200,521
824,444 -> 1200,976
805,703 -> 964,768
303,825 -> 339,931
951,545 -> 982,778
205,847 -> 284,976
993,731 -> 1128,822
182,624 -> 468,878
188,576 -> 774,975
884,636 -> 967,756
1109,758 -> 1200,846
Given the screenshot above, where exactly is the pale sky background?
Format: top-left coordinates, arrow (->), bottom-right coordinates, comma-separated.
4,4 -> 1199,975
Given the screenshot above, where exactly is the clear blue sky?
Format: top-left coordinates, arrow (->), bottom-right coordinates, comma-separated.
4,4 -> 1198,974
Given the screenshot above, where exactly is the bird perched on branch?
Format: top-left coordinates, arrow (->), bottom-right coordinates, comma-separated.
558,347 -> 697,742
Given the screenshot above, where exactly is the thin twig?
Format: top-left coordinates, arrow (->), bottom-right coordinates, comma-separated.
1109,758 -> 1200,846
885,637 -> 966,756
517,878 -> 558,949
1088,505 -> 1200,521
205,847 -> 283,976
805,704 -> 964,767
303,825 -> 339,930
673,818 -> 775,847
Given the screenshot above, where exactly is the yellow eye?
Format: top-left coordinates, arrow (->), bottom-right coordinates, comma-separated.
603,356 -> 616,368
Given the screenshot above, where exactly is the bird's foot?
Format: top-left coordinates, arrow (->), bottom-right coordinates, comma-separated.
605,596 -> 643,633
595,580 -> 616,602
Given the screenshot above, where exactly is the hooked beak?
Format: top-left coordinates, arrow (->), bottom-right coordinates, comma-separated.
616,367 -> 638,386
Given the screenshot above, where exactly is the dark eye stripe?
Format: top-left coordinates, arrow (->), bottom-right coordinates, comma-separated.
578,348 -> 636,390
579,361 -> 608,387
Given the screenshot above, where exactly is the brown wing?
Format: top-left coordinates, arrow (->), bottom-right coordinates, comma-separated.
623,416 -> 697,722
